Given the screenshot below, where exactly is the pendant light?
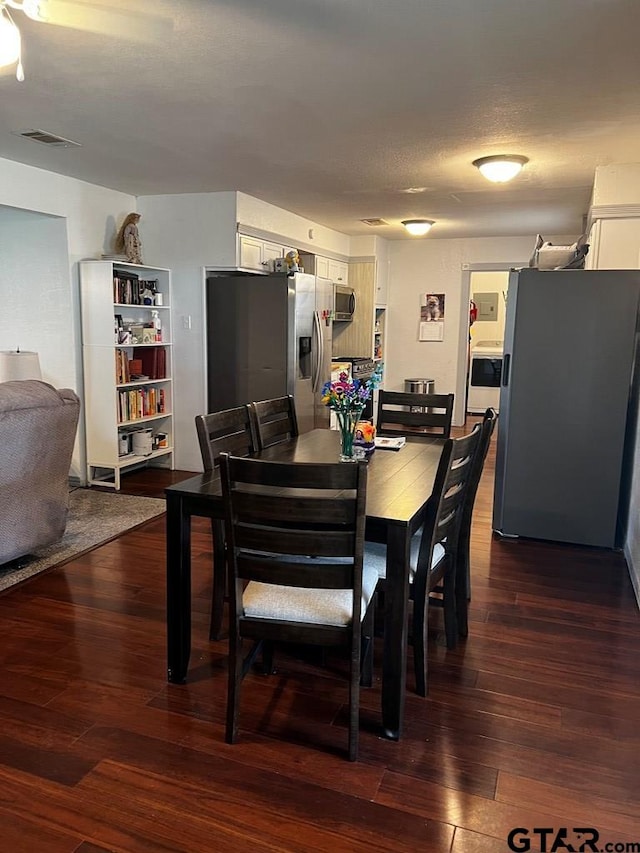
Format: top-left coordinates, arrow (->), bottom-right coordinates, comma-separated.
401,219 -> 435,236
473,155 -> 528,183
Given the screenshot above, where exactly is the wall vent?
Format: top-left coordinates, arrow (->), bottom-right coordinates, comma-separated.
12,129 -> 82,148
360,218 -> 388,226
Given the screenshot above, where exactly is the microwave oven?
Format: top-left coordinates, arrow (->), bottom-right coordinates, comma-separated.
334,284 -> 356,321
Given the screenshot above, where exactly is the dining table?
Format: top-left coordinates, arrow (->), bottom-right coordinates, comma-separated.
165,428 -> 444,740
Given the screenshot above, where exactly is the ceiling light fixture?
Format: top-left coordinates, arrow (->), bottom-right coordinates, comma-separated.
472,154 -> 529,183
0,1 -> 44,81
401,219 -> 435,236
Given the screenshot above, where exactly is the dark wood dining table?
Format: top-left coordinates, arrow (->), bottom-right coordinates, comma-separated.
165,428 -> 443,740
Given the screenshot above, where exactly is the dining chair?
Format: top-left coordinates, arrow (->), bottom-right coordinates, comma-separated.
220,453 -> 376,761
376,390 -> 454,439
249,395 -> 299,451
194,406 -> 257,639
455,407 -> 498,637
364,424 -> 482,696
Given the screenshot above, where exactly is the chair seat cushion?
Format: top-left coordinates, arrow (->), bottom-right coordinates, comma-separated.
364,532 -> 445,580
242,563 -> 379,627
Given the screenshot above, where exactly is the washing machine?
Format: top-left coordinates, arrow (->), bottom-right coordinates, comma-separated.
467,340 -> 503,414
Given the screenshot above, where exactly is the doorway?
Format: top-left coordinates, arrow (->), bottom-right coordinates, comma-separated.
455,263 -> 524,424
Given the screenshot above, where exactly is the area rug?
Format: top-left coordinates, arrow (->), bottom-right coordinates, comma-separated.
0,489 -> 166,593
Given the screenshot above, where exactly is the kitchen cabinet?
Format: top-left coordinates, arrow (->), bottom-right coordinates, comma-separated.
315,255 -> 349,285
585,218 -> 640,270
332,261 -> 375,358
328,259 -> 349,285
238,235 -> 292,272
80,261 -> 174,490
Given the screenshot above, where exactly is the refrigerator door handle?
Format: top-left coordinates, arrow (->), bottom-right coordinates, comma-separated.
312,310 -> 323,392
502,353 -> 511,386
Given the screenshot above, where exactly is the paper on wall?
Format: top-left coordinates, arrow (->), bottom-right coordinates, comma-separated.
419,321 -> 444,341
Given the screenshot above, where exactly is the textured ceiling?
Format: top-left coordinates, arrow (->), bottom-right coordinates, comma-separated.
1,0 -> 638,239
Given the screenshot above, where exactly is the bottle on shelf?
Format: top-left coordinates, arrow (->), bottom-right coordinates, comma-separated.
151,310 -> 162,341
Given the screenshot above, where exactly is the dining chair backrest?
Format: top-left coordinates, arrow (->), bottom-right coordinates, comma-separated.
195,406 -> 257,471
410,423 -> 483,695
194,405 -> 258,640
376,391 -> 454,439
455,407 -> 498,635
220,454 -> 373,760
420,424 -> 482,568
250,395 -> 299,451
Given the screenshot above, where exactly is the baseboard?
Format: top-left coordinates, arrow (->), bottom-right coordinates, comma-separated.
623,542 -> 640,610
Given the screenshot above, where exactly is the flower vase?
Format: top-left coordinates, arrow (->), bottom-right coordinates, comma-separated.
336,407 -> 364,462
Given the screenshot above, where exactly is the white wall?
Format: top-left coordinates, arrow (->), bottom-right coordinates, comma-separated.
136,192 -> 238,471
0,209 -> 70,385
0,157 -> 136,480
385,235 -> 540,424
138,191 -> 352,471
238,193 -> 351,257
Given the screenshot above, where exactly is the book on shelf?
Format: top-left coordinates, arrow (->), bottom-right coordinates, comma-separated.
374,435 -> 406,450
117,386 -> 166,422
131,346 -> 166,379
115,349 -> 130,384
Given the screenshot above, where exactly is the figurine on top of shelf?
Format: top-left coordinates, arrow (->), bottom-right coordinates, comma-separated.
285,249 -> 300,275
115,213 -> 143,265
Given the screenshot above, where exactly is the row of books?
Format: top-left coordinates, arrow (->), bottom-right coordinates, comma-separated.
118,387 -> 166,423
113,275 -> 159,306
115,349 -> 131,384
115,347 -> 167,383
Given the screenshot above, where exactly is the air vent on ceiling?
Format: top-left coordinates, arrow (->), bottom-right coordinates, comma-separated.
13,129 -> 82,148
360,218 -> 388,226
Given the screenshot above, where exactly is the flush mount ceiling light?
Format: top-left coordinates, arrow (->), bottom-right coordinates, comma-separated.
0,1 -> 45,81
401,219 -> 435,236
472,154 -> 529,183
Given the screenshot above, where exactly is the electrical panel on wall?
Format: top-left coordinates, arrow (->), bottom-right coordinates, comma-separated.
473,292 -> 499,321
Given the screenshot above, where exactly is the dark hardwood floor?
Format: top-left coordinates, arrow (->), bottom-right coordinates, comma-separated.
1,428 -> 640,852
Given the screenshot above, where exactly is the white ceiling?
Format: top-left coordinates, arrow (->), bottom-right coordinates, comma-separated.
1,0 -> 639,239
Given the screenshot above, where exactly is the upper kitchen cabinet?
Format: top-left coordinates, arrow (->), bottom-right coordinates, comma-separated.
328,259 -> 349,285
238,234 -> 294,272
315,255 -> 349,285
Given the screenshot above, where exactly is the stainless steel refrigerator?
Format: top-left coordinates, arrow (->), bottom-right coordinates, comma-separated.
206,272 -> 333,433
492,268 -> 640,548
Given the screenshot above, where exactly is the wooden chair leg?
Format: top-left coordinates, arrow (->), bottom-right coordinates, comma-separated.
348,641 -> 360,761
412,575 -> 429,697
455,558 -> 469,639
443,566 -> 458,650
225,632 -> 243,745
261,640 -> 275,674
209,519 -> 226,640
360,597 -> 375,688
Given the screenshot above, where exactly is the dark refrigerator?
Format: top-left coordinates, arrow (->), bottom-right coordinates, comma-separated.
492,268 -> 640,548
206,272 -> 334,433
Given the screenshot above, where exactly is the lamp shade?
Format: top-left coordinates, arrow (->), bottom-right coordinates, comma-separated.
473,155 -> 528,183
401,219 -> 435,236
0,350 -> 42,382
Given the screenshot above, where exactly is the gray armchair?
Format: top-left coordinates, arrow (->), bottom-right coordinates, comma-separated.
0,380 -> 80,565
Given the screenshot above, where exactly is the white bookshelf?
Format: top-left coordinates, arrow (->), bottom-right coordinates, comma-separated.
80,260 -> 174,489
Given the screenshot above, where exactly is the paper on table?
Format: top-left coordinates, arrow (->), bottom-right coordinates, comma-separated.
374,435 -> 406,450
